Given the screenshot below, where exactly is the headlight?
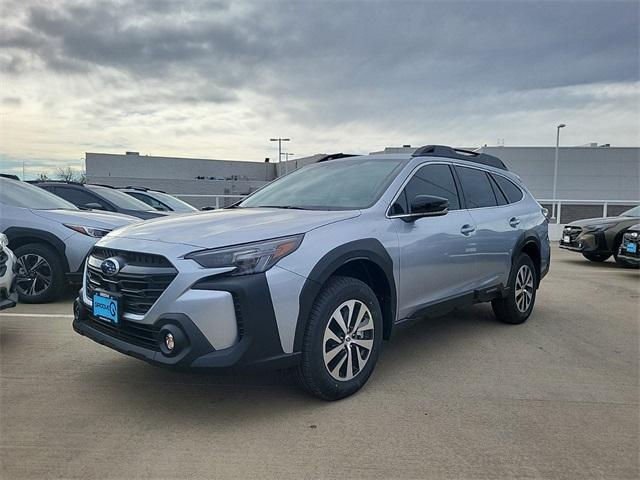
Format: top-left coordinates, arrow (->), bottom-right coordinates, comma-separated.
0,233 -> 8,248
64,224 -> 111,238
185,235 -> 304,275
583,224 -> 613,233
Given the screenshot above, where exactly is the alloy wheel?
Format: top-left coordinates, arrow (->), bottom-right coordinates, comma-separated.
514,264 -> 534,313
16,254 -> 52,297
323,299 -> 375,381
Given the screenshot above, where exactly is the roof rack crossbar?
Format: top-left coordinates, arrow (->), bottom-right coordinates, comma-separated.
411,145 -> 508,171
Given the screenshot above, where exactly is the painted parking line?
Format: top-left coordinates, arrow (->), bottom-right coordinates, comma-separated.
0,313 -> 74,318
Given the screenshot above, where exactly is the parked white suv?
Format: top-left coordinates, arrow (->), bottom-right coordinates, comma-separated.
0,233 -> 17,310
73,146 -> 550,400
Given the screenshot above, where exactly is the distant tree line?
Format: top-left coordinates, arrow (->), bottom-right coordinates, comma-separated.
35,167 -> 86,183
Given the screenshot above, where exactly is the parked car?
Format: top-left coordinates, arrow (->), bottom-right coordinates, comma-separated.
617,224 -> 640,266
0,233 -> 18,310
118,187 -> 198,213
0,177 -> 139,303
30,181 -> 170,220
559,205 -> 640,267
73,145 -> 550,400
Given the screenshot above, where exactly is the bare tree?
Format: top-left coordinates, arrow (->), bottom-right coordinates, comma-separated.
55,167 -> 79,182
36,172 -> 49,181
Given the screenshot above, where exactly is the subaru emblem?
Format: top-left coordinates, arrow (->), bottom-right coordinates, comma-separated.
100,257 -> 121,276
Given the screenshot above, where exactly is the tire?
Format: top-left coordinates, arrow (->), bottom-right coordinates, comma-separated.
14,243 -> 66,303
295,276 -> 383,401
492,253 -> 537,325
582,252 -> 611,262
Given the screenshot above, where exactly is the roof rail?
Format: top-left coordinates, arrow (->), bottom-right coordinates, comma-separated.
121,186 -> 166,193
316,153 -> 358,163
411,145 -> 508,171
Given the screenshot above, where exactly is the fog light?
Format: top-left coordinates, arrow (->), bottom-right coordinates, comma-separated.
164,333 -> 175,351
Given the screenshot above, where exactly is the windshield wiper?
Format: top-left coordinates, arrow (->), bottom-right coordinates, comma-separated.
255,205 -> 308,210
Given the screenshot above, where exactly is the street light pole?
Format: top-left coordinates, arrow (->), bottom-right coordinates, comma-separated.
270,138 -> 290,177
552,123 -> 566,222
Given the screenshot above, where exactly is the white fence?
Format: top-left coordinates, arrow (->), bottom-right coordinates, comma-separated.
174,194 -> 247,210
537,199 -> 638,224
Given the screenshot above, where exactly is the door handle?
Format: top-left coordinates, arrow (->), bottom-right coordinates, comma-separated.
509,217 -> 521,228
460,224 -> 476,236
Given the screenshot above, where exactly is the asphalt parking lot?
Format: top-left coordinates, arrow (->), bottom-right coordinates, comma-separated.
1,247 -> 638,480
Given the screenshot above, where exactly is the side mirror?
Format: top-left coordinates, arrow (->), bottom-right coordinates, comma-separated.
408,195 -> 449,220
83,202 -> 105,210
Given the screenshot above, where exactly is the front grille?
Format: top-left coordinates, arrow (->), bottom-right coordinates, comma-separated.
92,247 -> 172,267
85,313 -> 160,350
562,226 -> 583,245
86,248 -> 177,315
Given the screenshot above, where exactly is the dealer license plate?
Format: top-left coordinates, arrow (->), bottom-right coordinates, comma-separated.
93,291 -> 120,324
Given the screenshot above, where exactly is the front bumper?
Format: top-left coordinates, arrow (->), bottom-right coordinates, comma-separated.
559,230 -> 607,254
0,286 -> 17,311
0,250 -> 18,311
73,270 -> 301,371
618,239 -> 640,264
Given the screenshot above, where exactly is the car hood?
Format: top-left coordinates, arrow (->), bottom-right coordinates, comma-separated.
567,216 -> 639,227
32,209 -> 140,229
108,207 -> 361,248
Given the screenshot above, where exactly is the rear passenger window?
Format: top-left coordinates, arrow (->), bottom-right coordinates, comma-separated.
491,174 -> 524,204
488,175 -> 508,206
391,164 -> 461,215
455,167 -> 497,208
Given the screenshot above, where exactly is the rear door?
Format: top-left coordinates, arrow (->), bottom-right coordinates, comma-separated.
390,163 -> 477,319
454,166 -> 521,289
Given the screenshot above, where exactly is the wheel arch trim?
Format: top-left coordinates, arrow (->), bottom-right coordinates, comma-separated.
3,227 -> 70,273
292,238 -> 397,352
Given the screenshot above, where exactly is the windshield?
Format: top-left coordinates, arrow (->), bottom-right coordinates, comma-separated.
151,192 -> 197,212
0,178 -> 78,210
86,185 -> 155,211
620,205 -> 640,217
239,157 -> 405,210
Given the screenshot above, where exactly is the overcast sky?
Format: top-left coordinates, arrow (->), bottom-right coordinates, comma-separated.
1,0 -> 638,177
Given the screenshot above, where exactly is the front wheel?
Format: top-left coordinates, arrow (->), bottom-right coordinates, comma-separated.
295,276 -> 383,401
492,253 -> 537,324
14,243 -> 66,303
582,252 -> 611,262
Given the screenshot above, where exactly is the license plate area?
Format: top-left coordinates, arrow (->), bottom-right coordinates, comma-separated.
563,235 -> 571,244
93,290 -> 121,325
626,242 -> 637,253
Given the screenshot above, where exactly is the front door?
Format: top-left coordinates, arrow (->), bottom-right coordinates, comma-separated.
389,163 -> 477,320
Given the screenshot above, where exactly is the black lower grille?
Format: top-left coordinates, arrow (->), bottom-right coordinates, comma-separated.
86,248 -> 177,315
85,314 -> 160,350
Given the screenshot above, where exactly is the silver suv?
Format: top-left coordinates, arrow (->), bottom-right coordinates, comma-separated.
0,178 -> 139,303
73,145 -> 550,400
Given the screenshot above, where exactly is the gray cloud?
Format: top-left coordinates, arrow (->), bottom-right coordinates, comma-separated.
0,0 -> 638,172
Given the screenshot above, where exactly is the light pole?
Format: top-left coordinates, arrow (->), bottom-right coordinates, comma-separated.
270,138 -> 290,177
282,152 -> 294,174
552,123 -> 566,221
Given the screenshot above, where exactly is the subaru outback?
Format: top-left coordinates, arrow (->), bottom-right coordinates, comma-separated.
73,145 -> 550,400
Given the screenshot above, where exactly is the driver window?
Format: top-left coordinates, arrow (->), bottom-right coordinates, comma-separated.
390,164 -> 461,215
